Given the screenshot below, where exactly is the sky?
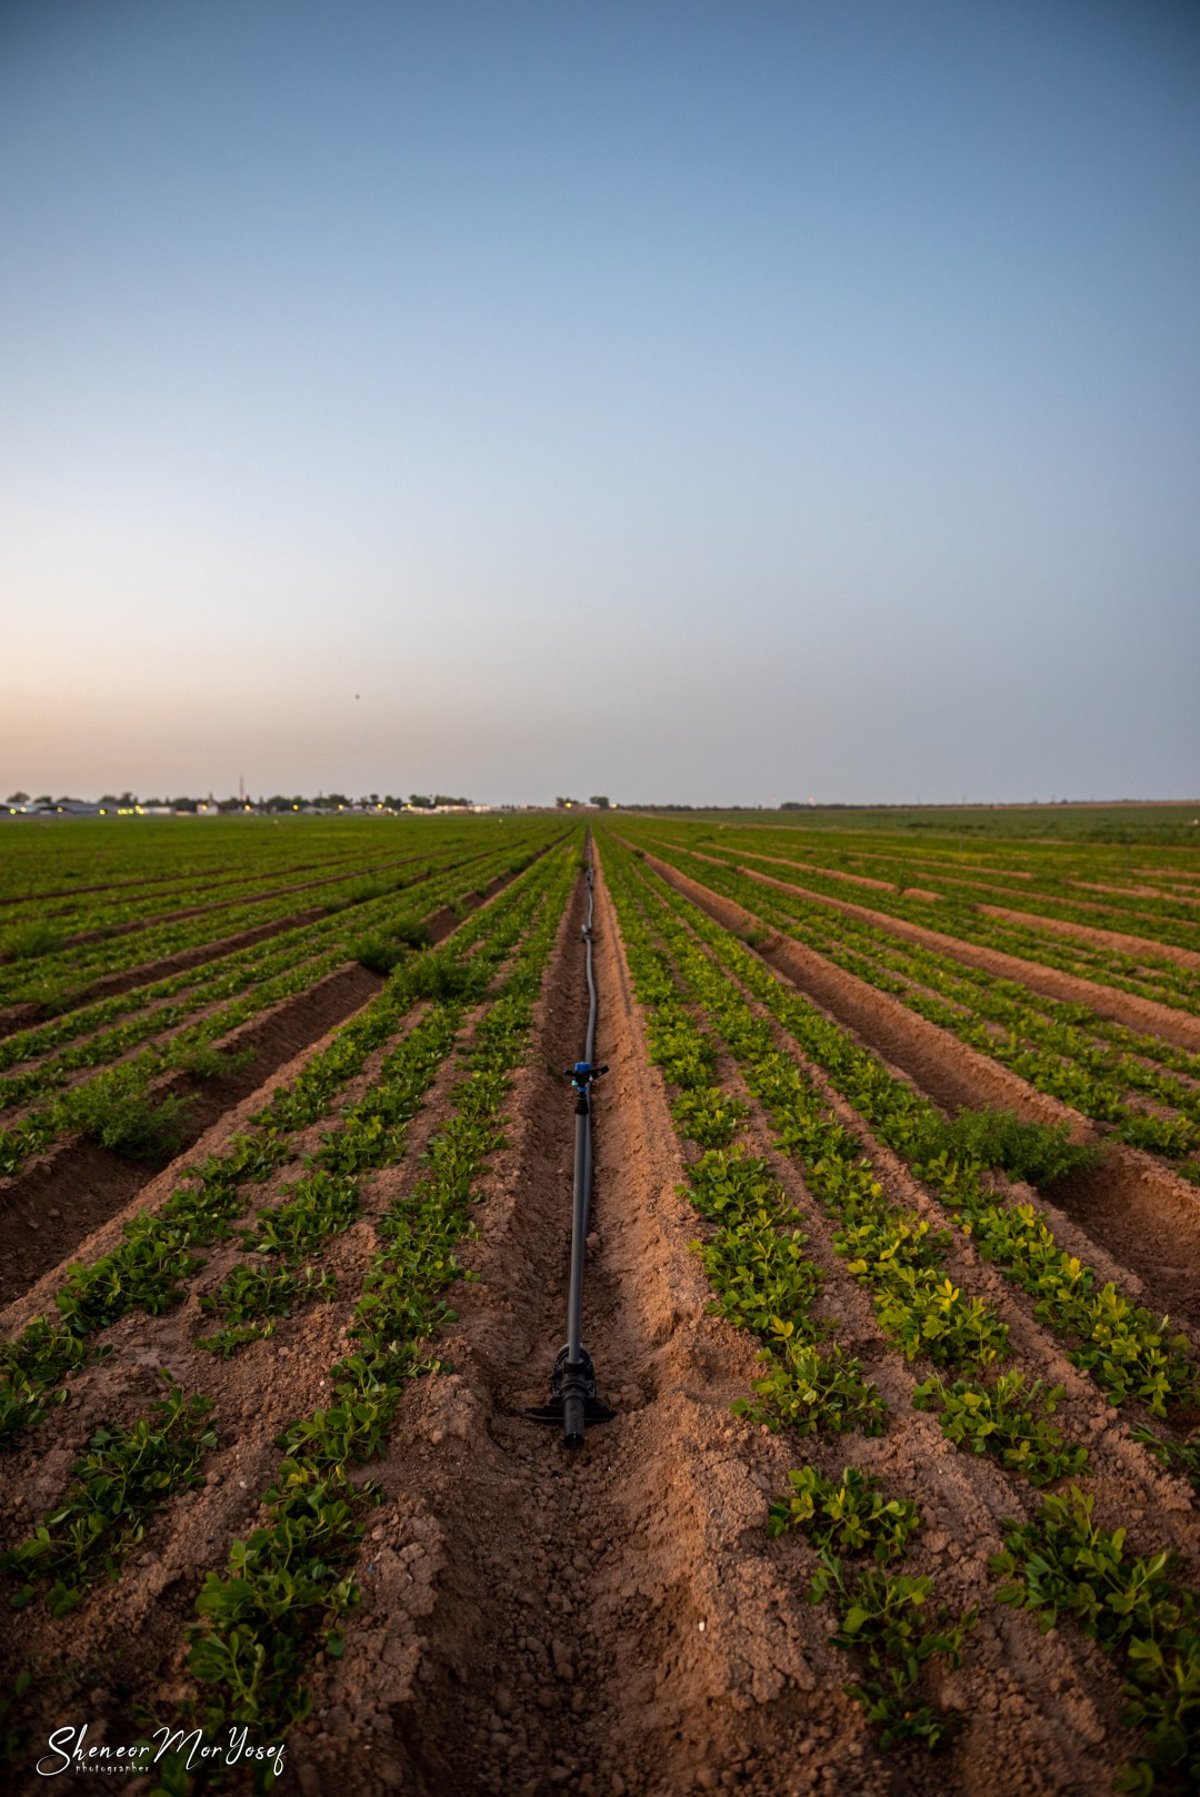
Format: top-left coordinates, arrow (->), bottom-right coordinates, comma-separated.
1,0 -> 1197,807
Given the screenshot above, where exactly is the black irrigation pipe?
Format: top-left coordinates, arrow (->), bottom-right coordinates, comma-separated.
527,844 -> 614,1447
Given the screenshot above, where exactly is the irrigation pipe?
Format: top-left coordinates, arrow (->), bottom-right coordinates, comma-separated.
527,844 -> 614,1447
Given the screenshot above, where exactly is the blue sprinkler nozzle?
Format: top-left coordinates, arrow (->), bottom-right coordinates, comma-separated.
564,1061 -> 607,1095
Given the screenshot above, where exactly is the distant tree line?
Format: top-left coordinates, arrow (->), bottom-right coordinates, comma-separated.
7,790 -> 475,813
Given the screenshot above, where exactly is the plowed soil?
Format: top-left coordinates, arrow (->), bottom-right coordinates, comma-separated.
2,827 -> 1198,1796
665,846 -> 1200,1051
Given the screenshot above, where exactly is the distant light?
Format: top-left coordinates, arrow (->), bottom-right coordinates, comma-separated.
99,808 -> 106,814
292,804 -> 299,810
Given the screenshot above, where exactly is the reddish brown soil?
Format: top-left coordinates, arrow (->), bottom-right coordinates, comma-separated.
0,865 -> 531,1309
0,1001 -> 46,1042
640,852 -> 1200,1342
975,904 -> 1200,972
1074,879 -> 1200,908
714,850 -> 936,901
0,998 -> 491,1792
0,963 -> 384,1306
0,848 -> 369,911
838,849 -> 1036,883
2,842 -> 1198,1795
667,847 -> 1200,1053
289,863 -> 885,1797
0,845 -> 466,961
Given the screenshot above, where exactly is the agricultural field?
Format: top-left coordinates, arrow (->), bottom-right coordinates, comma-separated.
1,812 -> 1199,1794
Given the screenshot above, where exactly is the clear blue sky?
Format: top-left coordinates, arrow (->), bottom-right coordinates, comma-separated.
2,0 -> 1197,804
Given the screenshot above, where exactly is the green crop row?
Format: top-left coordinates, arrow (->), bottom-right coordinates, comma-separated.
632,827 -> 1200,1015
665,827 -> 1200,957
612,848 -> 1092,1486
617,843 -> 1199,1420
603,850 -> 981,1748
609,858 -> 883,1439
0,823 -> 528,1121
992,1486 -> 1199,1792
0,839 -> 536,1175
0,821 -> 561,1017
0,817 -> 463,912
0,848 -> 570,1450
3,1373 -> 217,1617
0,835 -> 520,1069
0,839 -> 485,1092
679,844 -> 1200,1108
662,851 -> 1200,1171
0,851 -> 572,1688
768,1463 -> 975,1749
0,835 -> 462,944
172,845 -> 577,1759
196,996 -> 468,1355
609,843 -> 1200,1784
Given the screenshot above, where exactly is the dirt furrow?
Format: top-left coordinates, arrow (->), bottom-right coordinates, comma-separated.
639,853 -> 1200,1344
973,903 -> 1200,970
282,861 -> 894,1796
648,846 -> 1200,1052
0,993 -> 503,1731
0,865 -> 537,1308
0,844 -> 484,962
0,963 -> 384,1308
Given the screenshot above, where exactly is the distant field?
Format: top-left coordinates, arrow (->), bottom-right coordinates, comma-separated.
629,800 -> 1200,843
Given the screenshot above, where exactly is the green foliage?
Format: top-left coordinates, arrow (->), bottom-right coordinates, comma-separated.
405,950 -> 482,1002
808,1552 -> 975,1751
623,845 -> 1199,1416
732,1338 -> 886,1438
0,921 -> 65,961
697,1213 -> 822,1336
991,1485 -> 1200,1790
0,844 -> 571,1451
71,1070 -> 193,1160
180,844 -> 576,1745
913,1371 -> 1089,1484
249,1171 -> 359,1260
188,1476 -> 364,1729
1132,1426 -> 1200,1495
4,1375 -> 216,1615
669,1085 -> 748,1148
197,1265 -> 335,1357
918,1107 -> 1100,1188
352,915 -> 432,973
992,1486 -> 1180,1647
175,1042 -> 254,1083
0,824 -> 556,1179
769,1465 -> 919,1562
